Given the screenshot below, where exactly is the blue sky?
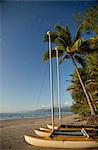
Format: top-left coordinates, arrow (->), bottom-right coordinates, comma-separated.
1,1 -> 97,113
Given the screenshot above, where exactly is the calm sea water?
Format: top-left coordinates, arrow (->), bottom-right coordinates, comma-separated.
0,110 -> 73,120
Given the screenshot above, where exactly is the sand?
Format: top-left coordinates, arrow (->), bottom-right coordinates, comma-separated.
0,114 -> 96,150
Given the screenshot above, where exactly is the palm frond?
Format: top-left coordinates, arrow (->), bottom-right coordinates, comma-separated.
74,55 -> 86,68
72,38 -> 83,52
66,85 -> 75,91
43,32 -> 58,43
54,24 -> 65,35
55,45 -> 65,51
59,54 -> 70,64
80,36 -> 98,53
65,25 -> 72,45
42,49 -> 64,62
54,38 -> 66,48
73,25 -> 83,44
54,25 -> 72,46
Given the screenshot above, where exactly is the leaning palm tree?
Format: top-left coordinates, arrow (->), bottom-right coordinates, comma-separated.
67,68 -> 91,116
43,25 -> 98,115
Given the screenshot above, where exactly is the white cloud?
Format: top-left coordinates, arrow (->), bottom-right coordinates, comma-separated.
41,104 -> 50,109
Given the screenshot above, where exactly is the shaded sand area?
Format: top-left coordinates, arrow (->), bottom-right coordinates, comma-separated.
0,114 -> 97,150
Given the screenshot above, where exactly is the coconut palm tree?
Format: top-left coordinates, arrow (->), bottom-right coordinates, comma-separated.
67,68 -> 91,116
74,6 -> 98,34
67,51 -> 98,116
85,51 -> 98,111
43,25 -> 98,115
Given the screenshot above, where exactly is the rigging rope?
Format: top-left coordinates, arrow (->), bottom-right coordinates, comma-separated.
36,63 -> 49,108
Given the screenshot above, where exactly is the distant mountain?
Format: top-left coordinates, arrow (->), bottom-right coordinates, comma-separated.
34,106 -> 71,113
0,106 -> 72,114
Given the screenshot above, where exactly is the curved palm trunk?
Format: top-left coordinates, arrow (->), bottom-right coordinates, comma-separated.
71,55 -> 96,115
88,91 -> 97,111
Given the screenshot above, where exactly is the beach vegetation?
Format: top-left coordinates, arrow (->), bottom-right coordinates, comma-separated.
43,24 -> 98,115
66,6 -> 98,116
42,5 -> 98,116
67,51 -> 98,116
74,6 -> 98,34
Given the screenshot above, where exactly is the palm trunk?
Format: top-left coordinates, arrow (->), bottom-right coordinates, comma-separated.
88,91 -> 97,111
71,55 -> 96,115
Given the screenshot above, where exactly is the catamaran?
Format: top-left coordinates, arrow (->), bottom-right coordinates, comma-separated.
24,132 -> 98,149
24,31 -> 98,148
25,125 -> 98,149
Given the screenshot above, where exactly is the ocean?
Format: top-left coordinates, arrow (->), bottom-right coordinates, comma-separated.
0,108 -> 73,120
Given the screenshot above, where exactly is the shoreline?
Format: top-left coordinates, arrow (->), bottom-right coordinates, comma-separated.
0,110 -> 73,121
0,114 -> 93,150
0,114 -> 87,128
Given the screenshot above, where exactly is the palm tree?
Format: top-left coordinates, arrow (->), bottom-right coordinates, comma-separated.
67,51 -> 98,116
74,6 -> 98,34
85,51 -> 98,111
43,25 -> 98,115
67,68 -> 91,116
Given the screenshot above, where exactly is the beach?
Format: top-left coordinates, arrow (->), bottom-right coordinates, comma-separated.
0,114 -> 97,150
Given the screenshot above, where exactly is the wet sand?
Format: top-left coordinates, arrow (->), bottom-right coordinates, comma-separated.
0,114 -> 97,150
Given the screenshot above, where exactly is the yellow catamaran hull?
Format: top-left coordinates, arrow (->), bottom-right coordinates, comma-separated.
34,127 -> 96,137
24,135 -> 98,149
47,124 -> 98,130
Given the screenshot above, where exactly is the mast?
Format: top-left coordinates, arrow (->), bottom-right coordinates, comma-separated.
47,31 -> 54,131
56,49 -> 61,125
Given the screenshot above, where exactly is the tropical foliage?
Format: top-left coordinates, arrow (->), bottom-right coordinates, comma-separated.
85,51 -> 98,110
42,4 -> 98,116
66,5 -> 98,116
43,23 -> 98,115
67,51 -> 98,116
67,69 -> 91,116
74,6 -> 98,34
